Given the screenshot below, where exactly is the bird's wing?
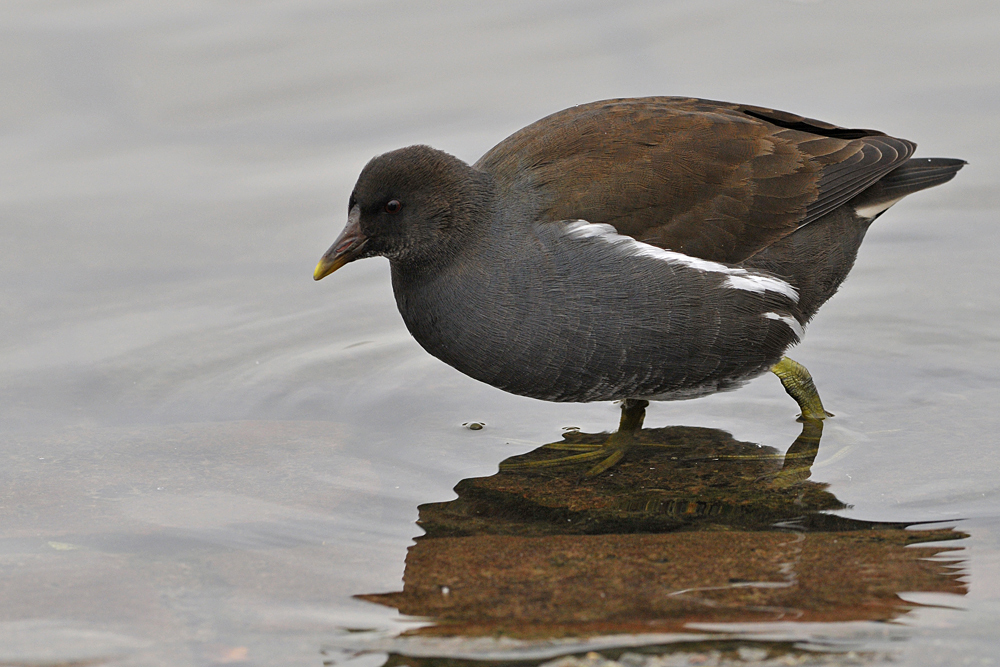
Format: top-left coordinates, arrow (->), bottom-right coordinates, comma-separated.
475,97 -> 915,264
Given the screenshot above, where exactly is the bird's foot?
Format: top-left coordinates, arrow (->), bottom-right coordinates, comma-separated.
499,399 -> 649,477
499,432 -> 631,477
771,357 -> 833,421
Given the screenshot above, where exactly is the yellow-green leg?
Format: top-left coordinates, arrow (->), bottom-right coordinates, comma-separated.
771,356 -> 833,421
499,398 -> 649,477
767,418 -> 823,488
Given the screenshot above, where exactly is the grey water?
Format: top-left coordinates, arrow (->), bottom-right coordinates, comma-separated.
1,1 -> 999,665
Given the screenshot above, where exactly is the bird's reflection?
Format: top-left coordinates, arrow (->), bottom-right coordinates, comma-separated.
358,416 -> 966,639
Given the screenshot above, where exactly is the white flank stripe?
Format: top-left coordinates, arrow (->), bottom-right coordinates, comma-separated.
764,312 -> 805,341
563,221 -> 799,302
854,196 -> 904,219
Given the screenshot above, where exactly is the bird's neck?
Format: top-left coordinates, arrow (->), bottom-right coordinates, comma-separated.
390,170 -> 500,278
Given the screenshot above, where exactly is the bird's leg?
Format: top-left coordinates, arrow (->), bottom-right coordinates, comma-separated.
582,398 -> 648,477
771,356 -> 833,421
618,397 -> 649,431
498,398 -> 649,477
767,418 -> 823,489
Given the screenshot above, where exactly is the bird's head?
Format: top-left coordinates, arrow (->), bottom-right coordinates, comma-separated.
314,145 -> 491,280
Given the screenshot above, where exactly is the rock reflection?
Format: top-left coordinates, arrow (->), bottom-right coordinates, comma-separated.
359,420 -> 966,638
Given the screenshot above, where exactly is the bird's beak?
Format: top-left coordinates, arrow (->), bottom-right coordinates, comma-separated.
314,206 -> 367,281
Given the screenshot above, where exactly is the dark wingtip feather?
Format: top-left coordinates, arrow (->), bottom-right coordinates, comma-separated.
878,157 -> 966,197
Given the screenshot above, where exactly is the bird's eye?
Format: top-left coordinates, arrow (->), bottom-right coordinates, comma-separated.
384,199 -> 402,214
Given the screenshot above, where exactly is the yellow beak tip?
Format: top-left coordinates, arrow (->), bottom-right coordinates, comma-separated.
314,255 -> 349,280
313,260 -> 333,281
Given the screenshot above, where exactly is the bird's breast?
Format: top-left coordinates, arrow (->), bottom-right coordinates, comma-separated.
391,223 -> 801,402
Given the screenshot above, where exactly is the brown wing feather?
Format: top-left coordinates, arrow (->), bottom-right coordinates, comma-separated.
476,97 -> 915,263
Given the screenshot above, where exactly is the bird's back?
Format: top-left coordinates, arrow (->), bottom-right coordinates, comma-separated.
477,97 -> 962,321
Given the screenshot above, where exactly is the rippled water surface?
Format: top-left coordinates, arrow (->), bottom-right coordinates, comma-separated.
2,1 -> 999,665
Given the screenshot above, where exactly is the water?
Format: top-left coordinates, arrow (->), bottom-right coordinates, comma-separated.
1,1 -> 998,665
